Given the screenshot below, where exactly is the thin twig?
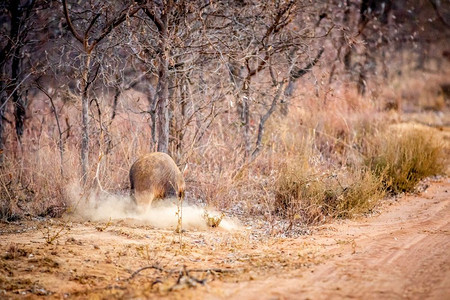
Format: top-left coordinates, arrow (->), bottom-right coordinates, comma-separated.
35,83 -> 64,176
0,73 -> 31,111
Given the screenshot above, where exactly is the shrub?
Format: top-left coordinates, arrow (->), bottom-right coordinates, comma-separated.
367,126 -> 446,194
273,155 -> 326,225
335,169 -> 385,218
274,151 -> 385,226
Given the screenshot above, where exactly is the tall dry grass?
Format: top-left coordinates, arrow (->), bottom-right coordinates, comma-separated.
0,91 -> 152,220
264,91 -> 387,226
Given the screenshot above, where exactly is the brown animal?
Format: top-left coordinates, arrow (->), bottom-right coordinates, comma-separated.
129,152 -> 186,207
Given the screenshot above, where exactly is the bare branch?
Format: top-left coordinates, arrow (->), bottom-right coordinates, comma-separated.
252,79 -> 286,158
290,48 -> 324,80
62,0 -> 84,44
92,4 -> 142,50
429,0 -> 450,27
85,13 -> 102,39
141,5 -> 164,32
127,265 -> 165,281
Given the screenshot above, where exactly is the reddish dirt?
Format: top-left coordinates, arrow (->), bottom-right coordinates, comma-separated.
1,178 -> 449,299
209,178 -> 450,300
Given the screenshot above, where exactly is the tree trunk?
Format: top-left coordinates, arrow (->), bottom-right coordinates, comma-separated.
80,53 -> 91,183
357,66 -> 367,95
156,65 -> 169,154
241,77 -> 251,158
12,45 -> 26,141
156,13 -> 169,154
176,76 -> 188,157
0,80 -> 6,164
252,80 -> 285,158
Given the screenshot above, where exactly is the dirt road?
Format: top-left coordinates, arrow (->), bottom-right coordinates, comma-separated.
210,178 -> 450,300
1,178 -> 449,299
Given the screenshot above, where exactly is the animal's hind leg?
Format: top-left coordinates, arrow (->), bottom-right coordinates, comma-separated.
134,191 -> 155,210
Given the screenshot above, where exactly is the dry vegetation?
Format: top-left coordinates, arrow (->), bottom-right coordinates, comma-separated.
1,68 -> 448,229
1,0 -> 450,298
1,1 -> 448,226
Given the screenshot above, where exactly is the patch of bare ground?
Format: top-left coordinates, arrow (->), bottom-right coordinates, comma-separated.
0,178 -> 449,299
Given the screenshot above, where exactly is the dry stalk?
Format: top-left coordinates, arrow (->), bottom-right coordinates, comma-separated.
175,194 -> 183,248
40,219 -> 71,244
95,217 -> 112,232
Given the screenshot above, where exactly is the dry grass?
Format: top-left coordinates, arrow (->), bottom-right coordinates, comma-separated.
335,170 -> 385,217
0,95 -> 152,221
390,72 -> 448,112
367,125 -> 447,194
0,68 -> 448,231
0,146 -> 74,220
273,153 -> 385,226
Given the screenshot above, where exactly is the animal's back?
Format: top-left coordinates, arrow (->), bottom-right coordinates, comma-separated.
130,152 -> 185,207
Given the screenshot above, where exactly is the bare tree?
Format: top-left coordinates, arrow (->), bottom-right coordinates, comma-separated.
62,0 -> 141,183
138,0 -> 195,154
202,1 -> 327,159
0,0 -> 40,161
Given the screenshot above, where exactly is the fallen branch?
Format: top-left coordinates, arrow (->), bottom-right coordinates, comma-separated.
127,265 -> 165,281
169,265 -> 207,291
187,268 -> 243,274
127,264 -> 244,292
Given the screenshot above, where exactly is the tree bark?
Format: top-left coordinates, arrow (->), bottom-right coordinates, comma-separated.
242,77 -> 251,158
155,12 -> 170,154
141,0 -> 172,154
252,80 -> 285,158
62,0 -> 140,183
0,81 -> 6,164
10,0 -> 35,142
80,53 -> 91,183
0,0 -> 35,148
12,45 -> 26,141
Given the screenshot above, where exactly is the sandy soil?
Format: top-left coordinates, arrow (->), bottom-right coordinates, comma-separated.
1,178 -> 449,299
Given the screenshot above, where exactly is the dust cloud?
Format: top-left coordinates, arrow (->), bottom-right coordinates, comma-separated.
65,183 -> 240,231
